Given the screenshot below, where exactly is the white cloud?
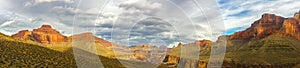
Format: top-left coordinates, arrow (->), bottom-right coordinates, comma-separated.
7,0 -> 300,46
25,0 -> 74,7
219,0 -> 300,33
119,0 -> 162,10
0,20 -> 15,28
1,0 -> 221,45
0,1 -> 13,10
35,0 -> 74,3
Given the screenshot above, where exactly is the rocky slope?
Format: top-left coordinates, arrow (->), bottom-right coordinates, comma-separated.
11,30 -> 32,40
219,11 -> 300,67
163,40 -> 212,68
229,11 -> 300,41
164,11 -> 300,68
9,25 -> 149,61
10,25 -> 118,60
5,11 -> 300,68
195,39 -> 212,47
68,32 -> 112,47
1,34 -> 170,68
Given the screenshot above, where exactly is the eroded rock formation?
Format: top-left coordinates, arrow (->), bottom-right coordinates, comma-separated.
195,40 -> 212,47
12,25 -> 67,44
31,25 -> 67,44
228,12 -> 300,41
11,30 -> 32,40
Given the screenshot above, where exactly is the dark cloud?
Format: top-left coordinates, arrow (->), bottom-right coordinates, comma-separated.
128,17 -> 180,46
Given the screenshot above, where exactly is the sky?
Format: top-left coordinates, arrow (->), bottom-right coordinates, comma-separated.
0,0 -> 299,47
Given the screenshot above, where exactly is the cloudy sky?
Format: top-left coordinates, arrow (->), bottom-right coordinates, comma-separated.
0,0 -> 299,47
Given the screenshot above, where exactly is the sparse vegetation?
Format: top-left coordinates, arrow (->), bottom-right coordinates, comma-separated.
0,35 -> 167,68
0,40 -> 76,67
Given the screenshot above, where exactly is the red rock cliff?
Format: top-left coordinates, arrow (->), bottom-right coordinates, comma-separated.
12,25 -> 67,44
31,25 -> 67,44
228,11 -> 300,41
11,30 -> 32,40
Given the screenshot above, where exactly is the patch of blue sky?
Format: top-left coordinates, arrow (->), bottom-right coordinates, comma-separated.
228,10 -> 251,17
225,26 -> 247,35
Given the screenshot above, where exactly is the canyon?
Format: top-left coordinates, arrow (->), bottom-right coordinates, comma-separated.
3,11 -> 300,68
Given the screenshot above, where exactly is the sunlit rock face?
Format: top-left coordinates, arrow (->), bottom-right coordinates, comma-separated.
161,39 -> 213,68
228,14 -> 285,40
283,19 -> 299,35
195,40 -> 212,47
162,55 -> 208,68
163,11 -> 300,68
294,11 -> 300,20
129,44 -> 167,63
11,30 -> 32,40
12,25 -> 67,44
11,25 -> 114,47
129,44 -> 151,61
31,25 -> 67,44
281,18 -> 300,40
228,12 -> 300,41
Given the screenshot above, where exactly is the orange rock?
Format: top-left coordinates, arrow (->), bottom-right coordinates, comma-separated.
195,40 -> 212,47
167,55 -> 180,64
226,11 -> 300,43
12,25 -> 67,44
283,18 -> 299,35
228,13 -> 284,40
31,25 -> 67,44
69,32 -> 112,47
281,18 -> 300,40
294,12 -> 300,20
11,30 -> 32,40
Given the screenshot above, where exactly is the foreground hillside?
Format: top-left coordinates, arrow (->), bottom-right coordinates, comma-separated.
223,35 -> 300,67
3,11 -> 300,68
0,33 -> 168,68
0,40 -> 76,67
163,11 -> 300,68
224,11 -> 300,66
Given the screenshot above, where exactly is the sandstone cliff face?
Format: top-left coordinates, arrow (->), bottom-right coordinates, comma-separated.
228,12 -> 300,41
129,44 -> 155,61
11,30 -> 32,40
166,55 -> 180,64
281,18 -> 300,40
12,25 -> 113,46
163,40 -> 213,68
282,18 -> 299,35
195,40 -> 212,47
165,11 -> 300,68
31,25 -> 66,44
294,11 -> 300,20
229,14 -> 285,40
163,55 -> 207,68
12,25 -> 67,44
95,37 -> 112,47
